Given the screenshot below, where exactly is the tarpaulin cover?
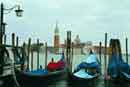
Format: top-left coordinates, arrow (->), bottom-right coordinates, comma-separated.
47,53 -> 65,71
74,54 -> 100,73
24,69 -> 48,76
108,53 -> 130,78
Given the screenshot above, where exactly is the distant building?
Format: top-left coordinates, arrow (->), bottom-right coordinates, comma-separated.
54,22 -> 60,53
74,35 -> 80,45
93,46 -> 110,54
60,35 -> 86,54
82,41 -> 93,54
86,41 -> 93,46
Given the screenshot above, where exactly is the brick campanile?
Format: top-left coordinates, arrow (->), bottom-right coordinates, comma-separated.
54,22 -> 60,53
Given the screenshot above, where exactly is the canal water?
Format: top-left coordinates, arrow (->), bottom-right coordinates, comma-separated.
29,52 -> 130,74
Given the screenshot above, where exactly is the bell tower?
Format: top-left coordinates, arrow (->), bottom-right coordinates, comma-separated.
54,22 -> 60,52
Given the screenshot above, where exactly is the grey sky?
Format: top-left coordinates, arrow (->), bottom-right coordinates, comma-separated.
1,0 -> 130,53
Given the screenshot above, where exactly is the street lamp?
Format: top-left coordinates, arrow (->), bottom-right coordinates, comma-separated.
0,3 -> 23,44
15,5 -> 23,17
0,2 -> 23,75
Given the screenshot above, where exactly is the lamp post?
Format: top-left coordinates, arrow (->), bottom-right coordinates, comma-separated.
0,3 -> 4,44
0,2 -> 23,74
0,3 -> 23,44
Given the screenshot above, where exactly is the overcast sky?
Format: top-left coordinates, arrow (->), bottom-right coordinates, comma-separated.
0,0 -> 130,53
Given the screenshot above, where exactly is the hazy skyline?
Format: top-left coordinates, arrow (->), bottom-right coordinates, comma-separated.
0,0 -> 129,53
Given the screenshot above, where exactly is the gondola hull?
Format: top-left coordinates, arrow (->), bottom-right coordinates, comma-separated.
107,76 -> 130,87
16,69 -> 68,87
67,72 -> 99,87
0,75 -> 15,87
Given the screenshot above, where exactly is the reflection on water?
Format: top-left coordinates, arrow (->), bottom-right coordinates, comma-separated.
48,80 -> 68,87
47,78 -> 130,87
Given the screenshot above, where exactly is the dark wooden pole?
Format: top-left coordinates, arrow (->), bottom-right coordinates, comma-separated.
27,38 -> 31,70
0,3 -> 4,44
0,3 -> 4,74
16,36 -> 19,47
45,42 -> 48,69
4,34 -> 6,45
104,33 -> 108,86
12,33 -> 15,47
126,38 -> 128,63
71,42 -> 74,72
66,31 -> 71,72
99,42 -> 102,74
21,42 -> 26,71
99,42 -> 102,65
12,33 -> 16,66
37,39 -> 39,70
31,47 -> 33,71
104,33 -> 107,72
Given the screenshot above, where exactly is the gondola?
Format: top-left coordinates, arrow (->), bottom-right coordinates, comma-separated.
67,52 -> 100,87
107,39 -> 130,87
16,68 -> 67,87
68,69 -> 100,87
14,52 -> 68,87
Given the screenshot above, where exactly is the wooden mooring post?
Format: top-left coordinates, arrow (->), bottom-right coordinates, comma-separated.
27,38 -> 31,70
31,46 -> 33,71
104,33 -> 108,87
45,42 -> 48,69
66,31 -> 71,72
37,39 -> 40,69
99,42 -> 102,74
104,33 -> 107,73
4,34 -> 6,45
71,42 -> 74,72
21,42 -> 26,71
16,36 -> 19,47
126,38 -> 128,63
99,42 -> 102,64
11,33 -> 16,65
12,33 -> 15,46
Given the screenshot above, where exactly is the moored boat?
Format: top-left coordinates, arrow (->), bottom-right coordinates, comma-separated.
107,39 -> 130,87
15,51 -> 68,87
67,48 -> 100,87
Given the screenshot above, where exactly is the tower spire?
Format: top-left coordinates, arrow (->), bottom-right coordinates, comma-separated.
54,21 -> 60,53
55,20 -> 59,35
